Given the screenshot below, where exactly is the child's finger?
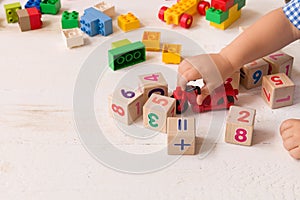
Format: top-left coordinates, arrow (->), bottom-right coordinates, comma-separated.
196,86 -> 210,105
289,146 -> 300,160
281,128 -> 294,140
283,137 -> 299,151
280,119 -> 295,134
177,69 -> 201,89
178,59 -> 193,75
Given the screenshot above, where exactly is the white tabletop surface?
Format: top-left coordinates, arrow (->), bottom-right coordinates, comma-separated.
1,0 -> 300,199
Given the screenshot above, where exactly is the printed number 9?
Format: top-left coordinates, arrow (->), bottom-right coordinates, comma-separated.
148,113 -> 159,128
253,70 -> 262,84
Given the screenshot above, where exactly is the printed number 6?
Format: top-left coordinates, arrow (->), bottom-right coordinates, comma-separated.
121,89 -> 135,98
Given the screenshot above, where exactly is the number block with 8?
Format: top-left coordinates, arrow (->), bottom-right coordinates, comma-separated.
225,105 -> 256,146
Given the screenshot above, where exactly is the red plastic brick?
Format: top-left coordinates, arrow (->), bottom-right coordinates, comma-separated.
27,7 -> 42,30
211,0 -> 234,12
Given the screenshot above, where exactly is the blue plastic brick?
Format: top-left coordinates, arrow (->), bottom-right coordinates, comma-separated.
25,0 -> 41,11
80,12 -> 100,36
84,7 -> 112,36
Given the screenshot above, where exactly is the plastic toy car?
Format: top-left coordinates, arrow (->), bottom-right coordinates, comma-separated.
172,78 -> 239,113
158,0 -> 210,29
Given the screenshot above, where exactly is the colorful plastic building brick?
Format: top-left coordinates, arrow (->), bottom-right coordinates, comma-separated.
167,117 -> 195,155
262,73 -> 295,109
263,51 -> 293,77
61,11 -> 79,29
62,28 -> 84,49
108,41 -> 145,71
111,39 -> 131,49
206,7 -> 229,24
80,7 -> 112,37
142,31 -> 161,51
16,7 -> 42,31
94,1 -> 115,18
4,2 -> 22,23
158,0 -> 210,29
235,0 -> 246,10
25,0 -> 41,11
117,13 -> 140,32
40,0 -> 61,15
162,44 -> 182,64
225,105 -> 256,146
211,0 -> 234,12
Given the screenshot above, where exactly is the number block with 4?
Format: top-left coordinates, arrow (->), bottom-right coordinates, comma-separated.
263,51 -> 293,77
110,87 -> 144,125
167,117 -> 195,155
262,73 -> 295,109
225,105 -> 256,146
143,94 -> 176,133
138,72 -> 168,100
240,58 -> 268,89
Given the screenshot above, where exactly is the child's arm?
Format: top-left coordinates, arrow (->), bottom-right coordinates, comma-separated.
178,7 -> 300,104
280,119 -> 300,159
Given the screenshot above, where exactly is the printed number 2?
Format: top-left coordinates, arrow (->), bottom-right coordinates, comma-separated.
237,111 -> 250,123
148,113 -> 159,128
235,128 -> 247,142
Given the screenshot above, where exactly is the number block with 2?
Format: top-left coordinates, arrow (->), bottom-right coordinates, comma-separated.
261,73 -> 295,109
263,51 -> 293,77
225,106 -> 256,146
143,94 -> 176,133
109,87 -> 144,125
167,117 -> 195,155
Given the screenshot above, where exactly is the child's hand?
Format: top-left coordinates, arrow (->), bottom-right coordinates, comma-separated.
280,119 -> 300,159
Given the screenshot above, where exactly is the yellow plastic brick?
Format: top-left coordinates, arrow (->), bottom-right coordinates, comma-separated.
117,12 -> 140,32
162,44 -> 182,64
210,4 -> 241,30
142,31 -> 161,51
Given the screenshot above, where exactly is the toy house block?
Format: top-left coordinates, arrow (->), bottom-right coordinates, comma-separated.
84,7 -> 113,36
61,11 -> 79,29
142,31 -> 161,51
206,7 -> 229,24
211,0 -> 234,12
261,73 -> 295,109
162,44 -> 181,64
167,117 -> 195,155
225,105 -> 256,146
143,93 -> 176,133
263,51 -> 293,77
4,2 -> 21,23
25,0 -> 41,11
16,8 -> 42,31
240,58 -> 268,89
117,13 -> 140,32
62,28 -> 84,49
111,39 -> 131,49
40,0 -> 61,15
210,3 -> 241,30
227,70 -> 240,90
138,72 -> 168,100
94,1 -> 115,18
109,87 -> 144,125
234,0 -> 246,10
108,41 -> 146,71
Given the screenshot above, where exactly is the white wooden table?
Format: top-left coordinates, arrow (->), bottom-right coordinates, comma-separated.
1,0 -> 300,199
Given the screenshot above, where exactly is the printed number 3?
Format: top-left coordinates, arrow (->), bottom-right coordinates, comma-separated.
148,113 -> 159,128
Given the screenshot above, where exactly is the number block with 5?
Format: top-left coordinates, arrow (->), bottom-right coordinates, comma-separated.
143,93 -> 176,133
225,106 -> 256,146
109,87 -> 145,125
261,73 -> 295,109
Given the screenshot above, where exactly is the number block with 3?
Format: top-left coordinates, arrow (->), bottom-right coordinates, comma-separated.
263,51 -> 293,77
262,73 -> 295,109
240,58 -> 268,89
143,94 -> 176,133
167,117 -> 195,155
138,72 -> 168,100
225,106 -> 256,146
110,87 -> 145,125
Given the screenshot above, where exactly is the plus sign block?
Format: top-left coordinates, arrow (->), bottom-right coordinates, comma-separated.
263,51 -> 294,77
240,58 -> 268,89
109,86 -> 145,125
138,72 -> 168,101
142,31 -> 161,51
162,43 -> 182,64
167,117 -> 195,155
4,2 -> 22,23
225,105 -> 256,146
143,94 -> 176,133
94,1 -> 115,18
261,73 -> 295,109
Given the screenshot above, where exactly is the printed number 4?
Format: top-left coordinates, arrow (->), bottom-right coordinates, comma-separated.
144,74 -> 159,81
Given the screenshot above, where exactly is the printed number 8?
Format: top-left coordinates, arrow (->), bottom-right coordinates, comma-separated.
234,128 -> 247,142
112,104 -> 125,116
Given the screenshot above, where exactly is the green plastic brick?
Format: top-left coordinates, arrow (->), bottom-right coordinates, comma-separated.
61,11 -> 79,29
108,41 -> 146,71
111,39 -> 131,49
40,0 -> 61,15
206,7 -> 229,24
234,0 -> 246,10
4,2 -> 21,23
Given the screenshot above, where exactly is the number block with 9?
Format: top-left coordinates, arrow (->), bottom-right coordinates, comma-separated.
143,93 -> 176,133
225,106 -> 256,146
261,73 -> 295,109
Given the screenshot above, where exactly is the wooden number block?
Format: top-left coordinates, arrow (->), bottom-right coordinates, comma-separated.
263,51 -> 293,77
143,94 -> 176,133
162,44 -> 181,64
167,117 -> 195,155
261,73 -> 295,109
225,106 -> 256,146
240,58 -> 268,89
138,72 -> 168,100
142,31 -> 161,51
109,87 -> 144,125
227,70 -> 240,90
